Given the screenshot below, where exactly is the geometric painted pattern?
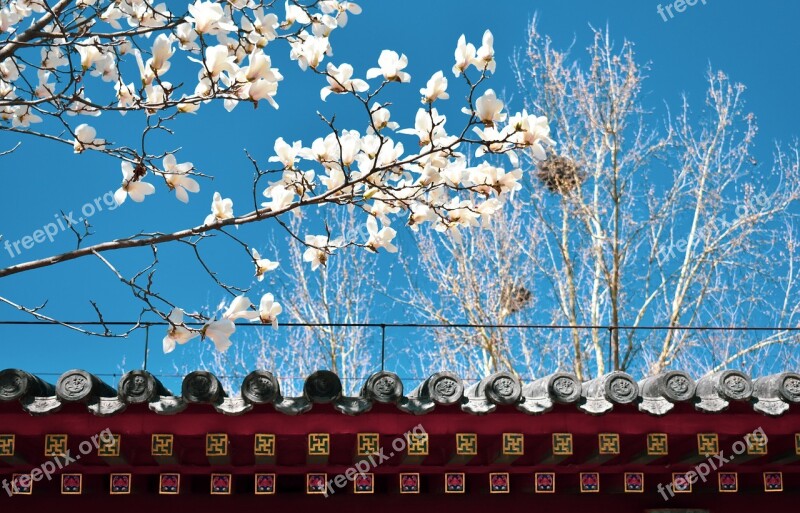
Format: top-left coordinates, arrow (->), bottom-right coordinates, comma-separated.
306,473 -> 327,494
254,434 -> 275,456
647,433 -> 668,456
211,474 -> 232,495
718,472 -> 738,493
598,433 -> 620,455
308,433 -> 330,456
764,472 -> 783,492
672,473 -> 692,493
61,474 -> 82,495
580,472 -> 599,492
535,472 -> 555,493
552,433 -> 573,456
11,474 -> 32,495
399,473 -> 420,494
151,434 -> 174,457
456,433 -> 478,456
406,433 -> 429,456
255,473 -> 276,495
796,433 -> 800,456
354,473 -> 374,494
624,472 -> 644,493
0,434 -> 14,457
206,433 -> 228,457
357,433 -> 379,456
44,434 -> 68,457
445,473 -> 465,493
159,473 -> 180,495
502,433 -> 524,456
97,434 -> 120,457
746,433 -> 768,455
697,433 -> 719,457
110,473 -> 131,495
489,472 -> 509,493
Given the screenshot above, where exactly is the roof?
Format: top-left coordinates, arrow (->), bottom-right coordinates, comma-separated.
2,367 -> 798,418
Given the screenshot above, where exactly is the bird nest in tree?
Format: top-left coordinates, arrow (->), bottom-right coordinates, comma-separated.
500,283 -> 533,315
536,155 -> 585,195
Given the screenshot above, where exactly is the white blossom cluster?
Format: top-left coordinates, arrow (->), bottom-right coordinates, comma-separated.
0,2 -> 554,354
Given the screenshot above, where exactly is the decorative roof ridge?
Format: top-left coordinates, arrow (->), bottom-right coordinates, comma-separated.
1,368 -> 798,418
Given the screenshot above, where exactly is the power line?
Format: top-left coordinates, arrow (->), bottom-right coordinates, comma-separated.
0,320 -> 799,331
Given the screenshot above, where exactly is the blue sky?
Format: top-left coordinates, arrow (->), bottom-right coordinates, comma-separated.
1,0 -> 798,391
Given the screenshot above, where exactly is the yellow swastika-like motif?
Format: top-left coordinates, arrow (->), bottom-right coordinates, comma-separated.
357,433 -> 379,456
746,433 -> 768,455
406,433 -> 428,456
456,433 -> 477,456
598,433 -> 620,455
552,433 -> 573,456
45,434 -> 68,457
254,434 -> 275,456
97,434 -> 120,457
0,434 -> 14,457
795,434 -> 800,456
151,434 -> 173,457
647,433 -> 668,456
697,433 -> 719,456
502,433 -> 524,456
308,433 -> 330,456
206,433 -> 228,457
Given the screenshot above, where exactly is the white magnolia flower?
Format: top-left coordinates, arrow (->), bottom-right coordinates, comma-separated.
474,89 -> 506,126
114,162 -> 156,205
175,22 -> 200,52
420,70 -> 449,103
242,8 -> 279,46
143,82 -> 172,115
289,35 -> 330,70
202,319 -> 236,352
319,1 -> 361,27
283,0 -> 311,27
477,198 -> 503,227
223,295 -> 258,321
0,58 -> 20,82
201,45 -> 238,79
115,82 -> 138,111
321,62 -> 368,100
204,191 -> 234,225
12,106 -> 42,128
369,103 -> 399,132
162,154 -> 199,203
366,50 -> 410,82
72,123 -> 105,153
468,162 -> 523,196
453,34 -> 476,77
303,234 -> 341,270
398,108 -> 447,146
147,33 -> 174,77
261,184 -> 296,212
409,203 -> 437,229
269,137 -> 302,168
252,248 -> 279,281
475,30 -> 496,73
162,308 -> 199,353
507,110 -> 555,160
187,0 -> 236,35
241,50 -> 282,83
76,38 -> 104,71
366,216 -> 398,253
252,293 -> 282,328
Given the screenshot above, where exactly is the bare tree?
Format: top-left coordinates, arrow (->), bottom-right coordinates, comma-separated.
201,207 -> 380,394
399,20 -> 800,381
